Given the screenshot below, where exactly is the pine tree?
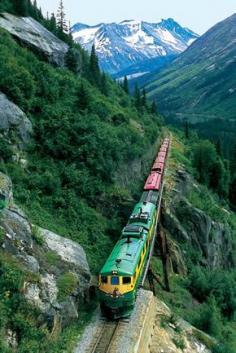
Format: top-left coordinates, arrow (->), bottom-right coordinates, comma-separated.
230,140 -> 236,177
100,73 -> 109,96
184,119 -> 189,139
56,0 -> 68,33
123,76 -> 129,94
89,44 -> 100,86
65,48 -> 79,73
151,100 -> 157,114
49,13 -> 57,32
77,83 -> 90,110
134,84 -> 141,110
13,0 -> 28,16
141,88 -> 147,107
216,139 -> 222,156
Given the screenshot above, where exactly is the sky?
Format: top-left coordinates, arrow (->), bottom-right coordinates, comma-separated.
37,0 -> 236,35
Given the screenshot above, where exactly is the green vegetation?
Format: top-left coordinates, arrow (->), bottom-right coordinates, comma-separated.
43,251 -> 61,266
0,24 -> 161,271
156,132 -> 236,352
0,250 -> 96,353
57,273 -> 78,301
0,2 -> 163,351
31,225 -> 44,245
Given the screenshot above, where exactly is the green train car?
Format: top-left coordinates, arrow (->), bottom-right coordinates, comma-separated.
98,201 -> 157,319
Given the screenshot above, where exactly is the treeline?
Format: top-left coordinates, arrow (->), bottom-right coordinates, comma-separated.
183,123 -> 236,209
119,78 -> 157,114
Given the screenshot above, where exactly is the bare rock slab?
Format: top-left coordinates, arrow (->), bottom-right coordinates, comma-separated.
0,13 -> 68,66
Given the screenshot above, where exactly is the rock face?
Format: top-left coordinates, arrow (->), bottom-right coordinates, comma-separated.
0,13 -> 69,66
0,92 -> 32,143
0,172 -> 12,209
0,172 -> 91,329
163,169 -> 234,270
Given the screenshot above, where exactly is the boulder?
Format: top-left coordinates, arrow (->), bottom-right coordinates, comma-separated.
0,13 -> 69,66
0,92 -> 32,143
41,228 -> 90,278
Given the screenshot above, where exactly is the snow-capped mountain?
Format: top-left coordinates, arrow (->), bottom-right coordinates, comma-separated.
71,18 -> 199,78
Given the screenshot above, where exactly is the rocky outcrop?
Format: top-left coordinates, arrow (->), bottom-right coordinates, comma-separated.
0,13 -> 69,66
163,169 -> 234,270
0,172 -> 12,209
0,172 -> 91,330
0,92 -> 32,144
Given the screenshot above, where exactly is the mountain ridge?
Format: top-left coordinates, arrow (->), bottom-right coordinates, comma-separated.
146,13 -> 236,122
71,18 -> 199,77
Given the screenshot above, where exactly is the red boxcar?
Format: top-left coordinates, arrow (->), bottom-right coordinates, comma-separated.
156,155 -> 165,164
144,172 -> 162,191
160,146 -> 168,153
158,151 -> 167,159
152,161 -> 164,174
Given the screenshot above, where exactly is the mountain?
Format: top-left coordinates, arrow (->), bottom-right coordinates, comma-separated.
71,18 -> 198,78
146,14 -> 236,124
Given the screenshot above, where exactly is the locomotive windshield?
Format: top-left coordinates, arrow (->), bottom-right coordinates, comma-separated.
111,276 -> 119,285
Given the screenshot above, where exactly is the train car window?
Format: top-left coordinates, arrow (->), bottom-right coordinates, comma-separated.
138,257 -> 142,268
111,276 -> 119,285
101,276 -> 108,284
123,277 -> 131,284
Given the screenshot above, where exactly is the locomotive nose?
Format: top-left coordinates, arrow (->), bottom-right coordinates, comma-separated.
113,288 -> 121,298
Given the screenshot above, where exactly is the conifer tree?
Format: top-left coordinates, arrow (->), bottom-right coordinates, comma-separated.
89,44 -> 100,86
13,0 -> 28,16
142,88 -> 147,107
49,13 -> 57,32
134,84 -> 141,110
77,83 -> 90,110
65,48 -> 79,73
184,119 -> 189,139
100,73 -> 109,96
231,140 -> 236,176
56,0 -> 68,33
123,76 -> 129,94
151,100 -> 157,114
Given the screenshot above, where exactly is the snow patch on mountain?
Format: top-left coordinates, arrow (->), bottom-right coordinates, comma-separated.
71,18 -> 199,77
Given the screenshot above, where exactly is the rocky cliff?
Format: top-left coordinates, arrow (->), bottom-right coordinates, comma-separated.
0,171 -> 91,347
162,167 -> 234,272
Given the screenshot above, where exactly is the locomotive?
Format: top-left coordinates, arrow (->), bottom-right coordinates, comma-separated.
98,138 -> 170,319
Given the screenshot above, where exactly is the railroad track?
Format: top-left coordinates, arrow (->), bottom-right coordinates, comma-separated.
86,319 -> 129,353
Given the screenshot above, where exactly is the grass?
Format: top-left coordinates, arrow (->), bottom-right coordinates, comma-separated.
43,251 -> 61,266
31,225 -> 44,246
57,273 -> 78,301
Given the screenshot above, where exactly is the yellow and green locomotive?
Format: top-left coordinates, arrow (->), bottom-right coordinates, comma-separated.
98,138 -> 170,319
98,201 -> 157,318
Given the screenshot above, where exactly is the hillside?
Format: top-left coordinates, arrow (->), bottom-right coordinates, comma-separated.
72,18 -> 198,78
0,4 -> 164,351
146,14 -> 236,124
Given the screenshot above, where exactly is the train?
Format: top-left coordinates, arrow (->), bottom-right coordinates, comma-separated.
98,138 -> 170,319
